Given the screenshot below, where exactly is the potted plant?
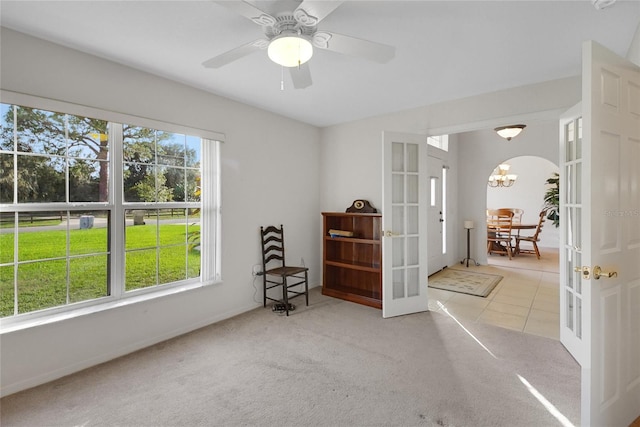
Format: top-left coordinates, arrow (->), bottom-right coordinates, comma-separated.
543,172 -> 560,227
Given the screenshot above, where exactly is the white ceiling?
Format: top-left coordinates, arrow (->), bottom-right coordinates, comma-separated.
1,1 -> 639,127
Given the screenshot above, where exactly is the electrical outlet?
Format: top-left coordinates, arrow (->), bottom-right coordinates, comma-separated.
252,264 -> 263,276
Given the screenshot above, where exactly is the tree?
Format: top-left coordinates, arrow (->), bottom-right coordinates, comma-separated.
1,104 -> 167,203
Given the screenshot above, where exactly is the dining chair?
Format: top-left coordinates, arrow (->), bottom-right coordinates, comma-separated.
487,209 -> 515,259
515,209 -> 547,259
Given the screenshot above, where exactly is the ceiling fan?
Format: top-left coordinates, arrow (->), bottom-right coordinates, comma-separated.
202,0 -> 395,89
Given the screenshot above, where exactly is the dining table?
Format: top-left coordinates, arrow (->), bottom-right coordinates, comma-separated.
487,222 -> 538,256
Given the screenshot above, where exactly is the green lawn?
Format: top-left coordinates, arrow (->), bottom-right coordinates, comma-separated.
0,223 -> 200,317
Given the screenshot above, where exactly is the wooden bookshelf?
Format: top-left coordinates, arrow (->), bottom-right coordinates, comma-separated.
322,212 -> 382,309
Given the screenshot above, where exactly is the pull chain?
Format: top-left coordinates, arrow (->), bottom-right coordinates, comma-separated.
280,66 -> 284,91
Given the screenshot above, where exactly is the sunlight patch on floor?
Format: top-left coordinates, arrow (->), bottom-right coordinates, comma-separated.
436,300 -> 497,359
517,374 -> 575,427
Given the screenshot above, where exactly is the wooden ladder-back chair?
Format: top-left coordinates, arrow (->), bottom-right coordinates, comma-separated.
515,210 -> 547,259
260,225 -> 309,316
487,209 -> 515,259
508,208 -> 524,224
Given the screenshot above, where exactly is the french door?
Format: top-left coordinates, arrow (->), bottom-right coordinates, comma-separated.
382,132 -> 429,318
559,41 -> 640,427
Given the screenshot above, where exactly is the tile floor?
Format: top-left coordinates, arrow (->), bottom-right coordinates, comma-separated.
429,247 -> 560,340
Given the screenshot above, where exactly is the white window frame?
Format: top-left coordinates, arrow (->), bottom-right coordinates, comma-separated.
0,90 -> 223,326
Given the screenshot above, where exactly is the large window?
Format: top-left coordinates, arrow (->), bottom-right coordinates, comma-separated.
0,101 -> 221,319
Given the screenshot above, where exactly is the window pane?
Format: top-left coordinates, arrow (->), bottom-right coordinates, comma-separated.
186,169 -> 200,202
69,159 -> 104,202
0,265 -> 14,317
17,155 -> 66,203
157,133 -> 186,167
0,154 -> 14,203
69,256 -> 109,303
18,259 -> 67,313
123,125 -> 155,163
16,107 -> 66,155
126,209 -> 158,250
70,211 -> 109,255
126,249 -> 157,291
0,103 -> 13,150
185,135 -> 201,168
160,166 -> 183,202
159,246 -> 187,283
18,212 -> 66,261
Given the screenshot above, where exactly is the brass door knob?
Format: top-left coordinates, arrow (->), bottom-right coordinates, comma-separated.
593,266 -> 617,280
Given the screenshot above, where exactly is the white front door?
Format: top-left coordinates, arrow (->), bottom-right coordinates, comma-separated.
382,131 -> 429,318
427,152 -> 446,275
560,40 -> 640,427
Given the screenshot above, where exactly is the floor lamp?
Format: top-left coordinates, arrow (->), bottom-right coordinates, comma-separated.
461,220 -> 479,267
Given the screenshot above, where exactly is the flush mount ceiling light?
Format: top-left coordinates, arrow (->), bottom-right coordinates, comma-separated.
267,35 -> 313,67
494,124 -> 526,141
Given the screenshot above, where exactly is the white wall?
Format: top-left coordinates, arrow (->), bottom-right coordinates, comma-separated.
486,155 -> 560,248
456,122 -> 561,264
0,28 -> 321,396
320,81 -> 580,267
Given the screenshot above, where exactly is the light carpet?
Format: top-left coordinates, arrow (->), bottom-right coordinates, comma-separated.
429,268 -> 502,297
1,287 -> 579,427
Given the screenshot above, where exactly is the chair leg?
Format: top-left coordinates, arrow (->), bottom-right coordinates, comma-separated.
304,271 -> 309,306
534,242 -> 541,259
282,275 -> 290,316
262,276 -> 267,307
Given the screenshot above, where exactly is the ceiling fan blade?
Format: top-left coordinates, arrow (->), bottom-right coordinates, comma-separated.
293,1 -> 343,26
313,31 -> 395,63
289,63 -> 313,89
202,39 -> 268,68
213,1 -> 276,26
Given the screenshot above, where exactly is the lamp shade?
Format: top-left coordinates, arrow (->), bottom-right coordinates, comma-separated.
464,220 -> 475,229
268,35 -> 313,67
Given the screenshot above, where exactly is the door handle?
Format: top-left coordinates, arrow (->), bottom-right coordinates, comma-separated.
593,266 -> 617,280
383,230 -> 400,237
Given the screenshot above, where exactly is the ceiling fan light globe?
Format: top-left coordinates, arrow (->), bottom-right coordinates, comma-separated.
268,36 -> 313,67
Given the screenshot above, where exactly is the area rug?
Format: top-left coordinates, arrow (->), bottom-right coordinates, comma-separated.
428,268 -> 502,297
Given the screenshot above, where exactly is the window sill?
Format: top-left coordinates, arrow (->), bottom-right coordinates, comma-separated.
0,279 -> 222,334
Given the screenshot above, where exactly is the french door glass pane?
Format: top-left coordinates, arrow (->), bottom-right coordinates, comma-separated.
392,206 -> 404,235
406,143 -> 418,172
407,236 -> 419,265
407,267 -> 419,297
392,174 -> 404,203
406,174 -> 418,203
392,237 -> 405,268
407,206 -> 419,234
566,121 -> 575,161
392,142 -> 404,172
393,269 -> 405,299
566,289 -> 574,331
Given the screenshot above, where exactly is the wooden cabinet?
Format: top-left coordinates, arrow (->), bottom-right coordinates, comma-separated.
321,212 -> 382,309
